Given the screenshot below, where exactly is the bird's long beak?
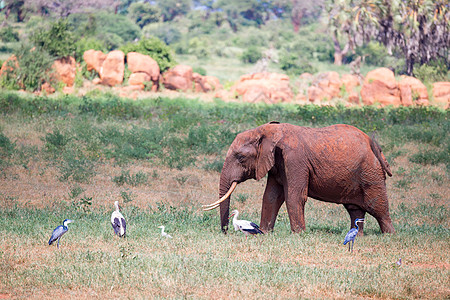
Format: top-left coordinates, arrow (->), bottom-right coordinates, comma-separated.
66,220 -> 74,224
228,213 -> 235,220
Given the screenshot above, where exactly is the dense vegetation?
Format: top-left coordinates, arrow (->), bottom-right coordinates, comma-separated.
0,0 -> 448,92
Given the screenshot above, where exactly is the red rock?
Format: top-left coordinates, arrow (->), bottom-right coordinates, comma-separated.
52,56 -> 77,87
232,72 -> 293,103
193,73 -> 222,92
83,50 -> 106,74
41,82 -> 55,94
398,83 -> 413,106
128,72 -> 151,88
100,50 -> 125,87
127,52 -> 160,81
307,72 -> 342,102
361,68 -> 401,106
341,74 -> 360,94
0,55 -> 18,77
299,73 -> 314,80
348,91 -> 360,104
432,82 -> 450,108
92,78 -> 102,85
162,65 -> 193,91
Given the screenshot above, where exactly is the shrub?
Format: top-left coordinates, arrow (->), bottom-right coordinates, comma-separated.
143,23 -> 181,45
95,12 -> 140,44
128,2 -> 160,28
0,26 -> 19,42
0,43 -> 55,91
413,59 -> 449,83
31,19 -> 75,58
279,52 -> 317,75
241,46 -> 262,64
120,37 -> 176,72
355,41 -> 389,66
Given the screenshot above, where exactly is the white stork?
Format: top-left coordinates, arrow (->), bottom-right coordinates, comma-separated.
158,225 -> 172,238
111,201 -> 126,237
229,210 -> 264,238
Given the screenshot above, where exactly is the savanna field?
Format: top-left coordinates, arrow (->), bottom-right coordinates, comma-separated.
0,92 -> 448,299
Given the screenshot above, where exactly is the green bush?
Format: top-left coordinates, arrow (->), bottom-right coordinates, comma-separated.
0,43 -> 55,91
120,37 -> 176,72
240,46 -> 262,64
31,19 -> 75,58
95,12 -> 140,44
128,2 -> 160,28
355,42 -> 389,66
143,23 -> 181,45
279,52 -> 317,75
0,26 -> 19,42
413,59 -> 449,83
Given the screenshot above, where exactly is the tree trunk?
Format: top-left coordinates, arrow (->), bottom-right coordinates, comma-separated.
332,33 -> 350,66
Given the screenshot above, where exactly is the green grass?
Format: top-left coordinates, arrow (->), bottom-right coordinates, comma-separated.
0,91 -> 449,298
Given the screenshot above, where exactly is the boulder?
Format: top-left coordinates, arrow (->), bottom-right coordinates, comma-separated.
41,82 -> 55,94
193,73 -> 222,93
128,72 -> 150,89
307,71 -> 342,102
231,72 -> 293,103
341,74 -> 360,94
398,75 -> 429,106
100,50 -> 125,87
432,82 -> 450,109
127,52 -> 160,81
361,68 -> 401,106
162,65 -> 193,91
52,56 -> 77,87
0,55 -> 18,77
83,50 -> 106,74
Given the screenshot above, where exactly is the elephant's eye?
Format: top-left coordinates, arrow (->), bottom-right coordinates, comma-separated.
236,153 -> 246,163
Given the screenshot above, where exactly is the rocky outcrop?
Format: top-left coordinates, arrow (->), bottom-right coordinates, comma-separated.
398,76 -> 429,106
193,73 -> 222,92
126,52 -> 160,91
231,72 -> 293,103
99,50 -> 125,87
432,82 -> 450,109
361,68 -> 401,106
52,56 -> 77,87
162,65 -> 193,91
83,50 -> 106,74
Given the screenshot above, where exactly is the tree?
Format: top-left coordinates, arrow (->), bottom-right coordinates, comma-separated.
0,0 -> 25,22
326,0 -> 450,74
291,0 -> 324,32
25,0 -> 119,17
128,2 -> 160,28
156,0 -> 192,22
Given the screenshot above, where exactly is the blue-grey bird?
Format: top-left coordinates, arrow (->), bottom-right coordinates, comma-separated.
48,219 -> 74,248
396,258 -> 402,266
111,201 -> 126,237
343,218 -> 365,252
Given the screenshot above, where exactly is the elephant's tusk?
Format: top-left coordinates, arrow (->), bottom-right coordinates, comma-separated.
202,203 -> 220,211
202,182 -> 237,210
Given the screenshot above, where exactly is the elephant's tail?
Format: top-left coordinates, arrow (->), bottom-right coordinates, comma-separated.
370,138 -> 392,177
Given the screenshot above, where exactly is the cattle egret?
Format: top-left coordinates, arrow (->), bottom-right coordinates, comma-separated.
396,258 -> 402,266
158,226 -> 172,238
229,210 -> 264,238
343,218 -> 365,252
48,219 -> 73,248
111,201 -> 126,237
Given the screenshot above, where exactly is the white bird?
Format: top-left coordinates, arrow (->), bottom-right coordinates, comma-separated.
229,210 -> 264,238
158,225 -> 172,238
111,201 -> 126,237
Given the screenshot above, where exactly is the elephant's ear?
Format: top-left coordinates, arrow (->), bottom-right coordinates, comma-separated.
255,131 -> 282,181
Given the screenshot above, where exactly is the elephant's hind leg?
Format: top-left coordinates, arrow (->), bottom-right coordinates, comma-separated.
344,204 -> 366,236
363,185 -> 395,233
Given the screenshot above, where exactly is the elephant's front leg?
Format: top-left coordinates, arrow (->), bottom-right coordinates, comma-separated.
285,182 -> 308,233
260,175 -> 285,233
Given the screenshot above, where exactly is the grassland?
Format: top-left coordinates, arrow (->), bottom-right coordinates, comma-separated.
0,92 -> 449,299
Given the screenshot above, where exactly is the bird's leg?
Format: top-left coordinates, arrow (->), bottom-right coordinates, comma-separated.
57,237 -> 60,249
348,243 -> 350,252
351,240 -> 354,253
